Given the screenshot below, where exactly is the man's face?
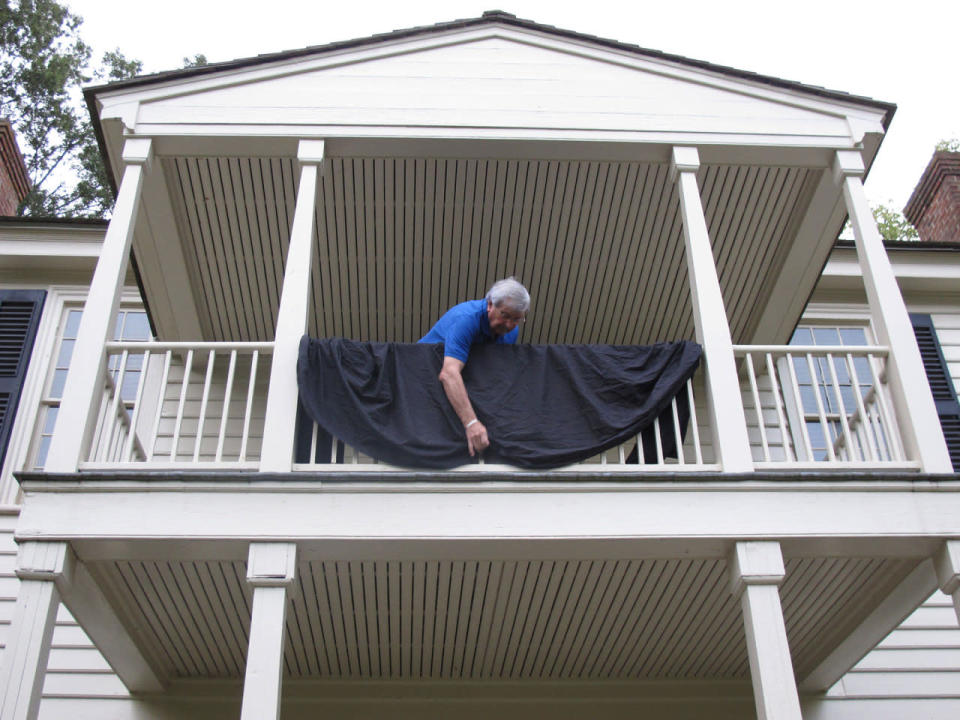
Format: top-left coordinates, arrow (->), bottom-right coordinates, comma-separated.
487,300 -> 525,336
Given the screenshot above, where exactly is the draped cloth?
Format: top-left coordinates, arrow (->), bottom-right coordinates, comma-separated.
296,336 -> 702,470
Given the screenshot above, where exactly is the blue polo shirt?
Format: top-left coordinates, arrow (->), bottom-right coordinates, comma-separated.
419,299 -> 519,362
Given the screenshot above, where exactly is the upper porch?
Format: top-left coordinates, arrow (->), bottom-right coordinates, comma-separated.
33,13 -> 948,478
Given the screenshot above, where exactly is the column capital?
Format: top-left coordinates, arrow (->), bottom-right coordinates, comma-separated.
935,540 -> 960,595
15,541 -> 73,583
729,540 -> 785,597
297,139 -> 326,166
832,149 -> 865,185
247,542 -> 298,587
121,137 -> 154,173
669,145 -> 701,182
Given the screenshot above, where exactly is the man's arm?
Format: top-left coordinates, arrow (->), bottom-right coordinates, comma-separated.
437,356 -> 489,456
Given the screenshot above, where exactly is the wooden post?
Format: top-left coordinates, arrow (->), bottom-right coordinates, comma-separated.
730,541 -> 802,720
834,150 -> 953,472
260,140 -> 324,472
935,540 -> 960,624
0,543 -> 70,720
240,543 -> 297,720
45,138 -> 153,472
671,146 -> 753,472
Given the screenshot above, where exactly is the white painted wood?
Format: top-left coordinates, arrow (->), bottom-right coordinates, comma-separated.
801,559 -> 939,691
260,141 -> 323,472
44,139 -> 152,472
671,147 -> 752,472
834,150 -> 952,473
241,543 -> 297,720
729,541 -> 801,720
0,543 -> 68,720
54,557 -> 164,693
934,541 -> 960,624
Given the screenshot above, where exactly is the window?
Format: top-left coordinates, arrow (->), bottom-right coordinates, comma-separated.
32,305 -> 149,469
785,324 -> 897,462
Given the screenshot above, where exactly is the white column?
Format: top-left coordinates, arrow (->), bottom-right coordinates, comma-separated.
729,541 -> 802,720
260,140 -> 324,472
240,543 -> 297,720
671,147 -> 753,472
833,150 -> 952,472
0,543 -> 71,720
935,540 -> 960,624
45,138 -> 153,472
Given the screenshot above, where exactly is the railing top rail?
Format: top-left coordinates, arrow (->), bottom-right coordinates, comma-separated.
733,344 -> 888,356
105,341 -> 275,352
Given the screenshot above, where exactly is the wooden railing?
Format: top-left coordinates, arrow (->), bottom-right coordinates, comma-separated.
733,344 -> 914,470
80,340 -> 916,473
82,342 -> 272,469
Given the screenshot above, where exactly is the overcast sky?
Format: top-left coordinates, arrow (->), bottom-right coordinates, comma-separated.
66,0 -> 959,210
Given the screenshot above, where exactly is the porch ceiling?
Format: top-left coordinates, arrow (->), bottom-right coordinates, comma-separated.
158,155 -> 818,345
95,553 -> 915,682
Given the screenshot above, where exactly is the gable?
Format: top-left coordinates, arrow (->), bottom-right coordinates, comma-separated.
124,31 -> 864,143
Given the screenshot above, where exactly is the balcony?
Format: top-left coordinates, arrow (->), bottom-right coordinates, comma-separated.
78,338 -> 917,474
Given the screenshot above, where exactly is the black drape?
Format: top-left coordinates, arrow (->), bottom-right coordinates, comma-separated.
297,337 -> 702,470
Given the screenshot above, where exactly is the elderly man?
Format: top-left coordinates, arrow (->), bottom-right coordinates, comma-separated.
419,277 -> 530,456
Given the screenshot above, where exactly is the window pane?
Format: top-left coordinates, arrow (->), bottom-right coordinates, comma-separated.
56,339 -> 75,368
791,328 -> 813,345
121,312 -> 151,341
121,372 -> 141,402
813,327 -> 840,346
35,436 -> 52,469
64,310 -> 82,338
50,369 -> 68,399
42,406 -> 58,434
839,327 -> 868,346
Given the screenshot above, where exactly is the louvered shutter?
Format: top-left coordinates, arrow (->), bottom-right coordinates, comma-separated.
0,290 -> 46,470
911,313 -> 960,471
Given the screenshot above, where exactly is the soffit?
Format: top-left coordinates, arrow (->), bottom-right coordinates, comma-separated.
160,155 -> 816,344
96,554 -> 916,682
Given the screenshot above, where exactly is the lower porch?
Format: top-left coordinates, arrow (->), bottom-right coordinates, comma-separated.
4,475 -> 960,719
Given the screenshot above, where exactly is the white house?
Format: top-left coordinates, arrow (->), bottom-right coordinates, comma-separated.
0,10 -> 958,720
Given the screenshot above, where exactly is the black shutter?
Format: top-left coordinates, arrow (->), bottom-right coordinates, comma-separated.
911,313 -> 960,471
0,290 -> 46,471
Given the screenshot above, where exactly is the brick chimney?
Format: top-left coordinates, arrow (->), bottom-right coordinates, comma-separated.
904,151 -> 960,244
0,120 -> 30,216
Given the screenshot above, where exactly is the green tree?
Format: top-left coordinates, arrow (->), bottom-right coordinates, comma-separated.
840,202 -> 919,243
936,138 -> 960,153
0,0 -> 141,217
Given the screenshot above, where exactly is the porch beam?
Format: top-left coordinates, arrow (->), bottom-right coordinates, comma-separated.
833,150 -> 953,472
729,541 -> 802,720
0,543 -> 69,720
260,140 -> 324,472
934,540 -> 960,624
241,543 -> 298,720
45,138 -> 153,472
670,146 -> 753,472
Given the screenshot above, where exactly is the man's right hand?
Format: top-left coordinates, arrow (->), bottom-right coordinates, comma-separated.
466,419 -> 490,457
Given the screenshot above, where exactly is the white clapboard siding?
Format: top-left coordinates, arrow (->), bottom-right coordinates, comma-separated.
0,512 -> 133,708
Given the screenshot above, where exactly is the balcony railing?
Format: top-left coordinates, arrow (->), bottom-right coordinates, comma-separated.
80,340 -> 918,473
734,344 -> 916,470
82,341 -> 272,470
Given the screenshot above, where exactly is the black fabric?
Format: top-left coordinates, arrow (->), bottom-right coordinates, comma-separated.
297,336 -> 702,470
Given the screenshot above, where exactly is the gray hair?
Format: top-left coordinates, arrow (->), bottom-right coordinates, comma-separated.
486,277 -> 530,312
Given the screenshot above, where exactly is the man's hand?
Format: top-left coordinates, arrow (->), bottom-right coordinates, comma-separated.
465,419 -> 490,457
437,356 -> 489,456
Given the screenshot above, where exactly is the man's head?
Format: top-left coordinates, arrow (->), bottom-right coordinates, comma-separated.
485,277 -> 530,337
